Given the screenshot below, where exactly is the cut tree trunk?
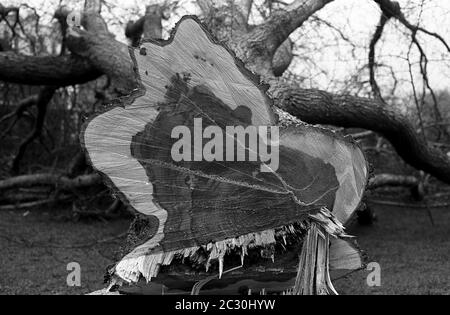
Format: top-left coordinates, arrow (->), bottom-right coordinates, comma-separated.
82,17 -> 368,294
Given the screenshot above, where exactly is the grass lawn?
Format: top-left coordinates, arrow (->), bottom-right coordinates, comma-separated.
335,202 -> 450,295
0,201 -> 449,295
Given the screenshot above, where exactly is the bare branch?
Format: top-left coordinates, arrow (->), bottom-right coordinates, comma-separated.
65,2 -> 135,93
11,87 -> 56,174
0,94 -> 38,140
0,94 -> 38,125
125,4 -> 164,46
368,14 -> 389,100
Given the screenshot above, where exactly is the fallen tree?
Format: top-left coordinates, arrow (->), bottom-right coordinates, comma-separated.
1,0 -> 449,186
1,0 -> 449,295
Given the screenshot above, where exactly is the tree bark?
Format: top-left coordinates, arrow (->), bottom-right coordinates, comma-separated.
368,173 -> 419,189
67,30 -> 136,93
227,0 -> 333,76
271,85 -> 450,184
0,173 -> 102,191
125,4 -> 164,46
0,52 -> 100,86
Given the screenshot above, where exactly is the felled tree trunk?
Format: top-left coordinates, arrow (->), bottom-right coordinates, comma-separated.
83,17 -> 368,295
1,0 -> 449,187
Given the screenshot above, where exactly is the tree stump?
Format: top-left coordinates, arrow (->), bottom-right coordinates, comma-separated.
82,16 -> 368,295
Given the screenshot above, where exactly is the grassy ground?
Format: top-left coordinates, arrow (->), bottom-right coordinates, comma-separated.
0,208 -> 129,295
0,200 -> 449,295
335,201 -> 450,295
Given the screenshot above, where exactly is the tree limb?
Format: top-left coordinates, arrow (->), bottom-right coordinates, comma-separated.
0,173 -> 102,191
66,29 -> 135,93
271,83 -> 450,185
82,0 -> 109,34
368,173 -> 419,189
368,13 -> 389,100
0,52 -> 101,86
0,94 -> 38,139
234,0 -> 333,74
65,2 -> 136,93
125,4 -> 164,46
11,87 -> 57,173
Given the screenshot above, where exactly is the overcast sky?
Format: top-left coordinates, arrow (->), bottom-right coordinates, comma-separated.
3,0 -> 450,103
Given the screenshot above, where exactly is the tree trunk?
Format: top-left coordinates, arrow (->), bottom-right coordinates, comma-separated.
82,17 -> 367,294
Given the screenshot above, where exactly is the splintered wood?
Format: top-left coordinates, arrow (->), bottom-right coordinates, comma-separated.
82,16 -> 369,294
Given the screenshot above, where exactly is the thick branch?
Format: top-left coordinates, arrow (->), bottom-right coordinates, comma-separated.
125,5 -> 164,46
0,94 -> 39,140
235,0 -> 333,74
374,0 -> 401,18
125,18 -> 145,46
368,14 -> 389,100
0,52 -> 101,86
0,173 -> 102,191
273,38 -> 293,76
272,84 -> 450,184
82,0 -> 109,33
66,29 -> 135,93
66,1 -> 136,93
368,174 -> 419,189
